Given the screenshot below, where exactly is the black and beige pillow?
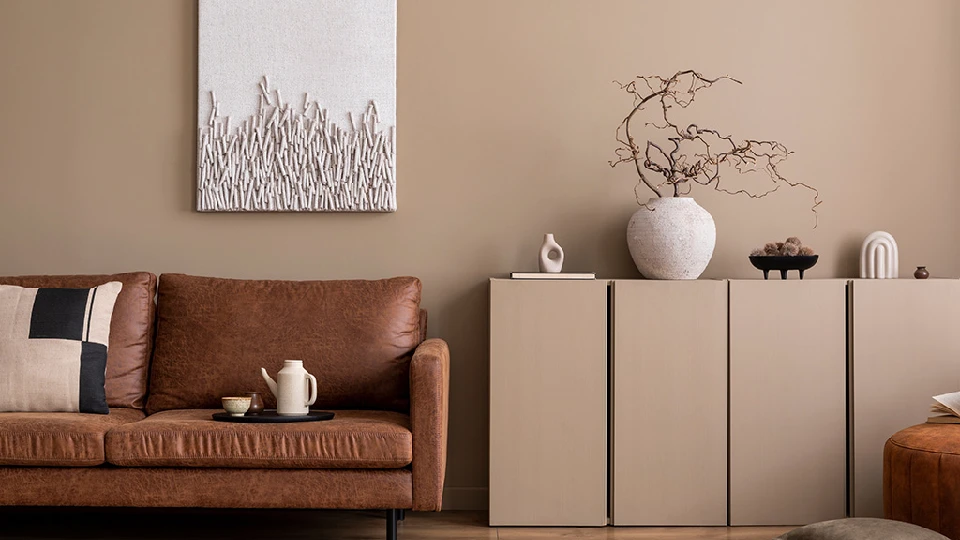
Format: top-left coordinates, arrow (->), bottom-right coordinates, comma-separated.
0,282 -> 122,414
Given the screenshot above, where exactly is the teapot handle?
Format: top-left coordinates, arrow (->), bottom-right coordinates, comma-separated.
305,373 -> 318,407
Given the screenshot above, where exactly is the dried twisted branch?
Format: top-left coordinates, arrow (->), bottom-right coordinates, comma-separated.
609,70 -> 820,225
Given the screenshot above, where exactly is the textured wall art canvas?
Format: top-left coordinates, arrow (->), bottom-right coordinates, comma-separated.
197,0 -> 397,212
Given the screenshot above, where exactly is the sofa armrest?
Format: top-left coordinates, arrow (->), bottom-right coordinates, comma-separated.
410,338 -> 450,511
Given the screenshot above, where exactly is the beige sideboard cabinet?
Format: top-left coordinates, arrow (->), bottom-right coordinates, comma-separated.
611,280 -> 728,526
729,280 -> 847,526
850,279 -> 960,517
489,278 -> 608,526
491,277 -> 960,527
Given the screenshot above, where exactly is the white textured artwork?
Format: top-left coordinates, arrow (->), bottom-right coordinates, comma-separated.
197,0 -> 397,212
860,231 -> 899,278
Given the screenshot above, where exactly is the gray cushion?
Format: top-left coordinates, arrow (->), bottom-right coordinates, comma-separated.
777,518 -> 949,540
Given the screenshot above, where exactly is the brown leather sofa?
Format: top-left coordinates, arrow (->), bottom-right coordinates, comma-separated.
0,272 -> 449,540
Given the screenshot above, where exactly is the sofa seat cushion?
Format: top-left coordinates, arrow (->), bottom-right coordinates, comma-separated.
0,408 -> 145,466
105,409 -> 412,469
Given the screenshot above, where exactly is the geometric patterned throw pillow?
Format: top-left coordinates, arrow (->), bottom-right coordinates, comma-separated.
0,282 -> 122,414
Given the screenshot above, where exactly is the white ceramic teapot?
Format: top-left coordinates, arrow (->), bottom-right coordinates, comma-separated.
261,360 -> 318,416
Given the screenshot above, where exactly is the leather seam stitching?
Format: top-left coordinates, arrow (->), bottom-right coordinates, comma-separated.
0,455 -> 101,459
0,461 -> 103,466
432,354 -> 443,509
889,439 -> 960,455
0,432 -> 107,437
114,432 -> 410,439
108,455 -> 411,462
0,457 -> 101,462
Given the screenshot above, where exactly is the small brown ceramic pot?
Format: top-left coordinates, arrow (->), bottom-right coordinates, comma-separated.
914,266 -> 930,280
245,392 -> 264,415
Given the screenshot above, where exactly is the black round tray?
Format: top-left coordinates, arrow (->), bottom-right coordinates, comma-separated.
212,410 -> 335,423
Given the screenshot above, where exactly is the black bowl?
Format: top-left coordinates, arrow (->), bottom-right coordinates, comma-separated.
749,255 -> 819,279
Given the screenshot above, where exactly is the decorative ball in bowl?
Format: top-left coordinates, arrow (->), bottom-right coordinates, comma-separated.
221,396 -> 252,417
749,237 -> 818,279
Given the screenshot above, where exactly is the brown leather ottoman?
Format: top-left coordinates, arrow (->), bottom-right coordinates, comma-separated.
885,424 -> 960,539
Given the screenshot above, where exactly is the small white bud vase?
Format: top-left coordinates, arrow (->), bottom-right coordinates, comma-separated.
539,234 -> 564,273
626,197 -> 716,279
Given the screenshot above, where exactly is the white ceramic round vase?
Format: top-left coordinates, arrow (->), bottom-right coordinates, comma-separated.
626,197 -> 716,280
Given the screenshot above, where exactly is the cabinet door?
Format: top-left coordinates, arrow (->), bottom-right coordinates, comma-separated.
489,279 -> 608,526
730,280 -> 847,526
612,280 -> 727,525
851,280 -> 960,517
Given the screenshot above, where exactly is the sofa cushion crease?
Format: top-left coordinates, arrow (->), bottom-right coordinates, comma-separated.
0,467 -> 412,509
0,408 -> 146,466
105,409 -> 412,469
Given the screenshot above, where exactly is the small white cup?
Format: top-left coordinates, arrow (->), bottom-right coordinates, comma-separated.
221,396 -> 251,417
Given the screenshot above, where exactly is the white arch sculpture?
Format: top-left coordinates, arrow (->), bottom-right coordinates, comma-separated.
860,231 -> 899,279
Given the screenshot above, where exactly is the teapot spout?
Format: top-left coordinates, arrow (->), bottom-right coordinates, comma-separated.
261,368 -> 278,398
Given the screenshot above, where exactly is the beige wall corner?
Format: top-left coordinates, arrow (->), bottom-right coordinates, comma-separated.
442,487 -> 489,511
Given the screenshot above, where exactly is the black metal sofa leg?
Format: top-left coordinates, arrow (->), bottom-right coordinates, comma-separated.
386,509 -> 399,540
398,509 -> 405,521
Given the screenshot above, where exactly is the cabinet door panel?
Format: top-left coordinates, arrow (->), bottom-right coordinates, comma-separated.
730,280 -> 847,526
612,280 -> 727,526
851,280 -> 960,517
489,279 -> 608,526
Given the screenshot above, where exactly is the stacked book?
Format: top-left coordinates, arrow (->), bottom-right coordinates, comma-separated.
929,391 -> 960,423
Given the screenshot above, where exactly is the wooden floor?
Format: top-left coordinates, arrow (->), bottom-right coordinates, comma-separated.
0,508 -> 795,539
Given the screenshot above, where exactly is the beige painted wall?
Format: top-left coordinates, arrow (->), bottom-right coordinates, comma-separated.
1,0 -> 959,507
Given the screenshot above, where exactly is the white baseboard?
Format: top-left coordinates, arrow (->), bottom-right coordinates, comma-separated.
442,487 -> 488,511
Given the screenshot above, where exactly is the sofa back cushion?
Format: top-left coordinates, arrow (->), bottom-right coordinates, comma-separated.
146,274 -> 422,414
0,273 -> 157,409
